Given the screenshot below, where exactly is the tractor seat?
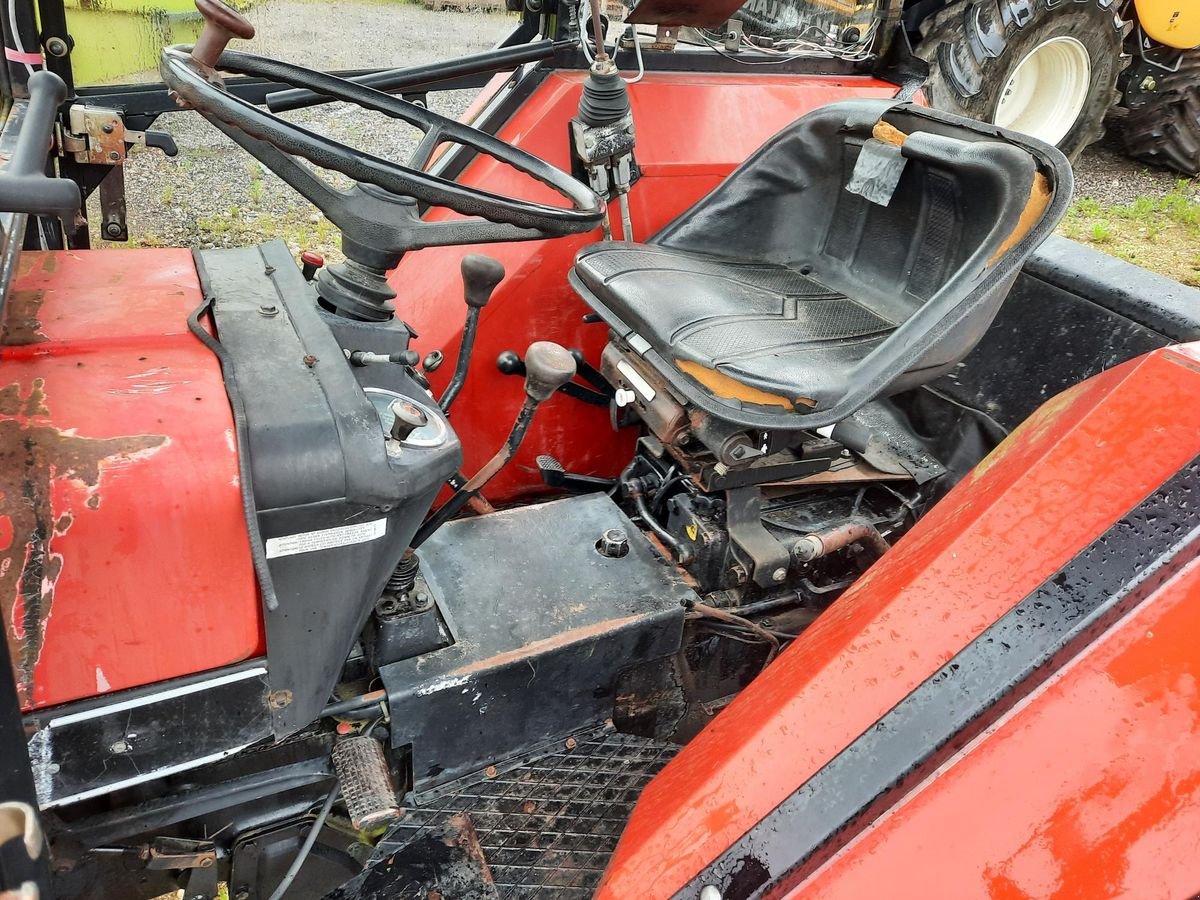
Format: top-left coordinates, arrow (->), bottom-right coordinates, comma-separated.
569,100 -> 1072,433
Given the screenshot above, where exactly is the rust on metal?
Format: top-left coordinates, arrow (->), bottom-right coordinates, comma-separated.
1,289 -> 48,346
0,378 -> 166,706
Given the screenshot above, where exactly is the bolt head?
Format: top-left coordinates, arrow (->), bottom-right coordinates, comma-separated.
104,222 -> 122,238
108,150 -> 120,161
771,567 -> 788,583
596,527 -> 630,559
45,37 -> 68,57
110,739 -> 131,754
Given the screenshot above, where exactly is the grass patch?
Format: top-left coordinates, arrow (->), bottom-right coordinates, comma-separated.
1058,178 -> 1200,286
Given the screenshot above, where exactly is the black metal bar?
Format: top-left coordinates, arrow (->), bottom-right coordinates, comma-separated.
265,40 -> 559,113
438,306 -> 480,413
34,0 -> 73,93
61,758 -> 333,848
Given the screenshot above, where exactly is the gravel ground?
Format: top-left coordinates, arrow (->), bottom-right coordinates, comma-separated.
100,1 -> 1189,269
99,0 -> 515,253
1073,130 -> 1187,205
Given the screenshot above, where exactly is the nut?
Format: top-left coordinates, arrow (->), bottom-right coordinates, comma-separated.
268,689 -> 293,709
485,765 -> 498,778
564,736 -> 577,750
596,528 -> 629,559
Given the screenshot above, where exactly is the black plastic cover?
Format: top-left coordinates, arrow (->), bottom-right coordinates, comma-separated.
197,241 -> 462,737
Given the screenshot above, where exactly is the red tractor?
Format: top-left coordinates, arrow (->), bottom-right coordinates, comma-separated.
1,0 -> 1199,897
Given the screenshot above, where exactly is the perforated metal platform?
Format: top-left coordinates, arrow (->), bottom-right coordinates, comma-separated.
348,728 -> 678,899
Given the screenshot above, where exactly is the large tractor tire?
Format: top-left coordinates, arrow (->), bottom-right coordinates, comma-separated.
917,0 -> 1126,161
1121,50 -> 1200,175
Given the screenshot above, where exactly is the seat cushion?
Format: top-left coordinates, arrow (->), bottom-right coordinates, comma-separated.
574,243 -> 897,410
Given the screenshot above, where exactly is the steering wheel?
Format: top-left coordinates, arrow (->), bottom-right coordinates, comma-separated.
159,0 -> 604,246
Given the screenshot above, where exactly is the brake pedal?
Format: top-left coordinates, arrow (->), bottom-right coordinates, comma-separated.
331,736 -> 402,830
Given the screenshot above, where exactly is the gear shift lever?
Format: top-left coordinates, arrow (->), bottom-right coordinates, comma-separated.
439,254 -> 505,413
411,342 -> 576,547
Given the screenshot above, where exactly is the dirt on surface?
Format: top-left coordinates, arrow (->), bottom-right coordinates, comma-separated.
94,0 -> 1200,286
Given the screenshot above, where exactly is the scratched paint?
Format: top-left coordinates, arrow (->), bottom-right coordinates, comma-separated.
0,377 -> 166,706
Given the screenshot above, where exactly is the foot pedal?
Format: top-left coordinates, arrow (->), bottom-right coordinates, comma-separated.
332,736 -> 402,830
537,454 -> 617,492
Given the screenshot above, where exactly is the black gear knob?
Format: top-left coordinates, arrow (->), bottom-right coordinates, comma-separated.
460,254 -> 505,309
523,341 -> 576,403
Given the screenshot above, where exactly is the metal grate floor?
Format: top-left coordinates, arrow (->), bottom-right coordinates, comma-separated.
376,728 -> 678,899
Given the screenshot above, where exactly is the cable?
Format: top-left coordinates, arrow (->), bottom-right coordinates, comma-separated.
689,602 -> 782,663
267,785 -> 339,900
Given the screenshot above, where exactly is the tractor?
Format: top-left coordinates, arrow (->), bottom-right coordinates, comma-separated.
734,0 -> 1200,173
1,0 -> 1199,897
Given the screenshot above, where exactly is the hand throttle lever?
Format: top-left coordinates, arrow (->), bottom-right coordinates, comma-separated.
191,0 -> 255,73
411,342 -> 576,548
439,254 -> 505,413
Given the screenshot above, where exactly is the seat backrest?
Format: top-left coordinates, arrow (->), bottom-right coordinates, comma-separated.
649,99 -> 1073,428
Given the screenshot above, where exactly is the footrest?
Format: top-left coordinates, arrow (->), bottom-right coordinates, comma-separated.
332,736 -> 402,830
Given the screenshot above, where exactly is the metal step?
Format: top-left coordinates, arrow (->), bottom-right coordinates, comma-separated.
331,727 -> 678,899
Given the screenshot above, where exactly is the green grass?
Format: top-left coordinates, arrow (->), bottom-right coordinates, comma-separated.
1057,178 -> 1200,286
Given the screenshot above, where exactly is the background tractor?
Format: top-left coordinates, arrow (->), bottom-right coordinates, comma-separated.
733,0 -> 1200,174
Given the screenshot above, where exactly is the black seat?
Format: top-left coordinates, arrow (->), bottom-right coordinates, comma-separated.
570,100 -> 1072,432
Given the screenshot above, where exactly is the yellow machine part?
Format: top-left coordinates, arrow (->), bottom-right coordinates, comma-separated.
1134,0 -> 1200,49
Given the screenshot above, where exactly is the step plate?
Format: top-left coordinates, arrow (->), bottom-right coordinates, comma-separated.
335,728 -> 677,899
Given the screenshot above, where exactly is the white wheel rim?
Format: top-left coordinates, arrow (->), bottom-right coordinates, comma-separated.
993,35 -> 1092,147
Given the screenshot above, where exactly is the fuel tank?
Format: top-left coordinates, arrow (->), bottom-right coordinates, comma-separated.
0,249 -> 261,711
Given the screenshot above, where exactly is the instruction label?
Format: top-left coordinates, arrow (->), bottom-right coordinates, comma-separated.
265,519 -> 387,559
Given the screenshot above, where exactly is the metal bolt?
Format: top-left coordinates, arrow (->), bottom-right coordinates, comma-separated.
485,765 -> 498,778
1141,75 -> 1158,92
104,222 -> 123,238
110,739 -> 131,754
102,122 -> 114,134
771,567 -> 788,583
596,527 -> 630,559
564,736 -> 577,750
108,150 -> 120,161
45,36 -> 68,57
268,689 -> 293,709
233,891 -> 250,900
731,564 -> 748,585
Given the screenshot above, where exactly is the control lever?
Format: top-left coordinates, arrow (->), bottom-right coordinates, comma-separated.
191,0 -> 256,73
496,349 -> 610,407
411,342 -> 576,548
537,455 -> 617,492
439,254 -> 504,414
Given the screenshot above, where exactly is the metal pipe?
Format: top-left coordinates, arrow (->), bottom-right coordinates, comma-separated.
630,486 -> 693,565
321,689 -> 387,720
265,40 -> 558,113
790,520 -> 890,563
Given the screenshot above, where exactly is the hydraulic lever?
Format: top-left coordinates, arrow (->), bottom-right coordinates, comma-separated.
411,341 -> 577,548
440,254 -> 504,413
